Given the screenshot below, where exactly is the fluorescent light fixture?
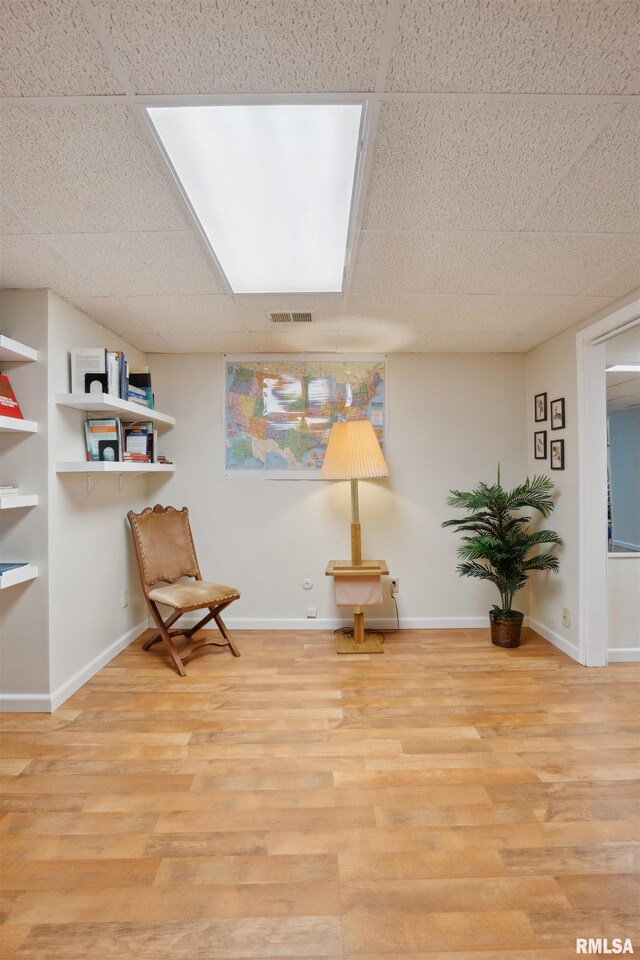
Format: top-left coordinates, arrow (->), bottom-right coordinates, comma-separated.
146,103 -> 363,294
606,364 -> 640,372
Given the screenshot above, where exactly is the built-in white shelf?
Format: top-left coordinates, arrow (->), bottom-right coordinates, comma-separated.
0,564 -> 38,589
55,393 -> 176,426
0,495 -> 38,510
0,335 -> 38,363
56,462 -> 175,474
0,415 -> 37,433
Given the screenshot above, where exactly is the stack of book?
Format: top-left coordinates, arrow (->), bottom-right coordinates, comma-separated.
0,374 -> 24,420
84,418 -> 158,463
70,350 -> 155,409
0,484 -> 19,496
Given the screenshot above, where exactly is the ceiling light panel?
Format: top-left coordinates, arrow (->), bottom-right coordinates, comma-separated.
146,103 -> 363,294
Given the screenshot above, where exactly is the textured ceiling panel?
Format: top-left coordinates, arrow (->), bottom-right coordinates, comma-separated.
66,296 -> 131,330
0,235 -> 93,294
121,333 -> 171,353
47,233 -> 227,297
0,206 -> 29,235
93,0 -> 386,94
0,0 -> 123,96
234,295 -> 345,330
529,107 -> 640,233
251,329 -> 340,353
500,331 -> 555,352
342,294 -> 457,330
0,105 -> 190,234
351,231 -> 506,295
584,261 -> 640,297
108,295 -> 241,332
364,101 -> 606,231
415,331 -> 519,352
441,294 -> 613,334
387,0 -> 640,94
144,331 -> 258,353
472,233 -> 640,296
337,329 -> 421,353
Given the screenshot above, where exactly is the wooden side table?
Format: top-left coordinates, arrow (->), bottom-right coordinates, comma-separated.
325,560 -> 389,654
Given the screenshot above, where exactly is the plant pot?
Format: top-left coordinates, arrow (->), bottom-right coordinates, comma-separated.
489,610 -> 524,648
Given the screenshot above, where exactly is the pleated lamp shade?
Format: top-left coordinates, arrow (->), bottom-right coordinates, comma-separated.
321,420 -> 388,480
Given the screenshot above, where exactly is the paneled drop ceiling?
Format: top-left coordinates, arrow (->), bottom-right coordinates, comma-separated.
1,0 -> 639,354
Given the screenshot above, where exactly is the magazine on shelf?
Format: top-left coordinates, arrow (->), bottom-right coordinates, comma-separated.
0,373 -> 24,419
70,348 -> 107,394
129,367 -> 154,408
122,421 -> 154,462
84,418 -> 121,462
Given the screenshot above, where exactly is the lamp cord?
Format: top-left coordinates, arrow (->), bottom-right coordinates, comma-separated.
333,594 -> 400,643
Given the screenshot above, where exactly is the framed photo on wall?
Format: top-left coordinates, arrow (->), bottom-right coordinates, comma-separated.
550,438 -> 564,470
534,430 -> 547,459
550,397 -> 565,430
534,392 -> 547,422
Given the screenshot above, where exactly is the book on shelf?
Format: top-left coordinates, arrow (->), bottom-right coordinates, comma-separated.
128,367 -> 154,409
0,485 -> 19,495
0,562 -> 28,575
0,373 -> 24,419
84,418 -> 122,462
122,421 -> 154,462
70,348 -> 107,394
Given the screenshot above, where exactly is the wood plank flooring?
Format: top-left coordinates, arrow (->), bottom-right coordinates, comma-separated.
1,627 -> 639,959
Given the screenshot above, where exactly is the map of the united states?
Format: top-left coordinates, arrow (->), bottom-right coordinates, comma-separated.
225,359 -> 385,473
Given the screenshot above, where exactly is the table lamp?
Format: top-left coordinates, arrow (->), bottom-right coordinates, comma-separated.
321,419 -> 389,566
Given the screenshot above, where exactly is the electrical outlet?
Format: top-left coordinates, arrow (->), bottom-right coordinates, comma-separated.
307,607 -> 317,618
122,589 -> 129,608
391,578 -> 399,596
562,607 -> 570,628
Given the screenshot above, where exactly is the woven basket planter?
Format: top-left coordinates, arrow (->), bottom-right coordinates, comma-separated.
489,610 -> 524,648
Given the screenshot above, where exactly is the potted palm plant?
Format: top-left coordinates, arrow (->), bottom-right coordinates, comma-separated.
442,469 -> 562,647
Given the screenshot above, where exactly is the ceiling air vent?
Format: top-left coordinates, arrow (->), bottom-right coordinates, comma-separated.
269,312 -> 313,323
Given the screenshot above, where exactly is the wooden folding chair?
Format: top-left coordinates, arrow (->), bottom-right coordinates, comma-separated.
128,504 -> 240,676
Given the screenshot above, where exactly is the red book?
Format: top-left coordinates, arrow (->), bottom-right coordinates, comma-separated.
0,374 -> 23,419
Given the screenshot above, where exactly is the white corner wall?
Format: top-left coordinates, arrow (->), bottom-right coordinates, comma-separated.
149,352 -> 528,628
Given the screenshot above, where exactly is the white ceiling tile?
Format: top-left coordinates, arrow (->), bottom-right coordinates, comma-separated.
387,0 -> 640,94
47,233 -> 227,297
0,206 -> 29,235
149,332 -> 258,353
251,329 -> 340,353
583,260 -> 640,298
472,233 -> 640,296
0,0 -> 123,96
93,0 -> 386,94
441,294 -> 614,334
415,331 -> 518,352
364,101 -> 607,231
0,235 -> 90,294
337,329 -> 422,353
105,295 -> 241,333
0,104 -> 190,234
342,294 -> 456,330
529,107 -> 640,233
500,331 -> 554,352
351,231 -> 506,295
234,295 -> 345,330
66,296 -> 131,329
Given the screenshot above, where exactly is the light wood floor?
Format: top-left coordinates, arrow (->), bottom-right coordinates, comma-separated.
1,627 -> 639,959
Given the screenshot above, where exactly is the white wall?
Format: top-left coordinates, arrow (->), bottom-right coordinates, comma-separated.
608,557 -> 640,659
150,352 -> 527,627
0,290 -> 51,704
46,292 -> 163,702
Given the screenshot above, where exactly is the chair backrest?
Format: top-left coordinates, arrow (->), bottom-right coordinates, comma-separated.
128,504 -> 201,589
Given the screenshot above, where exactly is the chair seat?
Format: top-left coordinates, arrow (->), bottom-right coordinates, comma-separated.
148,580 -> 240,610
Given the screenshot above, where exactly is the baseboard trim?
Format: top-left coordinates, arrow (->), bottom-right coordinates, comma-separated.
49,618 -> 149,712
0,618 -> 148,714
0,693 -> 52,713
528,617 -> 580,662
180,615 -> 517,631
607,647 -> 640,662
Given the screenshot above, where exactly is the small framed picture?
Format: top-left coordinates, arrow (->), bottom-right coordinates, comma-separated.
550,438 -> 564,470
534,430 -> 547,459
550,397 -> 565,430
534,392 -> 547,422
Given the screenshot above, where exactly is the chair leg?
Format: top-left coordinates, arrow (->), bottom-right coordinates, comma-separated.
146,601 -> 187,677
213,612 -> 241,657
